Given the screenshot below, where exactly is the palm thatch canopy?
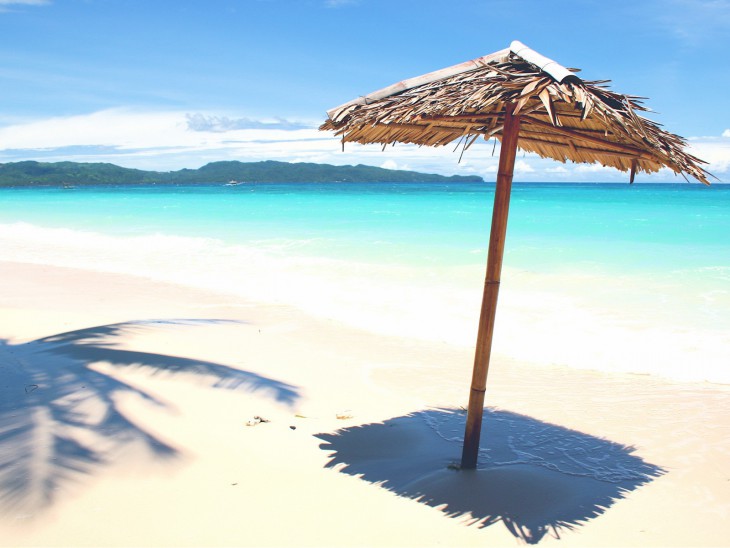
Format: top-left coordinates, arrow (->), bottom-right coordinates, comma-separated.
321,41 -> 710,184
320,41 -> 712,470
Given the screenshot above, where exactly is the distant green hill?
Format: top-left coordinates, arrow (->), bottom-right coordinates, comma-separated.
0,160 -> 483,186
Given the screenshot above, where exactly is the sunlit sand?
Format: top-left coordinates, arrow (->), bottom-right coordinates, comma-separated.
1,260 -> 728,546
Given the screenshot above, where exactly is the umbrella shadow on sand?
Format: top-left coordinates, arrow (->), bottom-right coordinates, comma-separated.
0,319 -> 299,515
317,407 -> 664,544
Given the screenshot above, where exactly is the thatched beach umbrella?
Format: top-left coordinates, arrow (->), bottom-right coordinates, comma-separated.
320,41 -> 711,470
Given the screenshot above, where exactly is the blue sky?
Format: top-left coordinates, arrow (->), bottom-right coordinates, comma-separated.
1,0 -> 729,182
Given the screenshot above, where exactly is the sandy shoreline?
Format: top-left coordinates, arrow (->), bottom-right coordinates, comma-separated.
1,260 -> 728,547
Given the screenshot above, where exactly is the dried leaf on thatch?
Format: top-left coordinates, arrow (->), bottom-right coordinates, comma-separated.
320,41 -> 711,184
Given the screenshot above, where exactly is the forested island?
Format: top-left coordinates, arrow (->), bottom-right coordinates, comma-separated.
0,160 -> 483,186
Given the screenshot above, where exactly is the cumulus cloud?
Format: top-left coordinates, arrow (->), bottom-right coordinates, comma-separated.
575,163 -> 615,174
687,135 -> 730,177
514,160 -> 536,174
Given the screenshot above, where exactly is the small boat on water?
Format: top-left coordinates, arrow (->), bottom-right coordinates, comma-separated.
225,180 -> 246,186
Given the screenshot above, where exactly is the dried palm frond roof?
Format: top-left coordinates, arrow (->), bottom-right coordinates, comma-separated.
321,41 -> 711,184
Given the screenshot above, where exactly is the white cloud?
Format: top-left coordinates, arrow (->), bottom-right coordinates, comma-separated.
687,135 -> 730,177
0,0 -> 49,11
0,109 -> 328,165
1,109 -> 725,182
575,163 -> 615,174
0,0 -> 51,14
0,0 -> 49,4
324,0 -> 358,7
514,160 -> 535,174
186,113 -> 311,132
0,109 -> 180,150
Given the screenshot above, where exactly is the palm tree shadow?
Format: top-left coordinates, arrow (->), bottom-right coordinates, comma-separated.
0,319 -> 299,515
317,408 -> 664,544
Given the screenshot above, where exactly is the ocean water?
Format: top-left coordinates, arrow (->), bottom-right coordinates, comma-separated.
1,182 -> 728,383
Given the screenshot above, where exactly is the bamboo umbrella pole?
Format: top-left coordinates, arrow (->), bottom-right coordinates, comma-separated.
461,104 -> 521,470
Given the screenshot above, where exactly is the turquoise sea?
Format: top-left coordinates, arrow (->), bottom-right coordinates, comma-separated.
1,182 -> 728,383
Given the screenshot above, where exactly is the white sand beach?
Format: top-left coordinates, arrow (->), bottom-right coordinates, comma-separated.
1,260 -> 729,547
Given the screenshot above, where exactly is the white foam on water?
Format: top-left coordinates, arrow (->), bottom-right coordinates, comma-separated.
2,221 -> 728,384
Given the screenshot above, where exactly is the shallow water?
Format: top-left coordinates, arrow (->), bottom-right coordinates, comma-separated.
1,182 -> 728,382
